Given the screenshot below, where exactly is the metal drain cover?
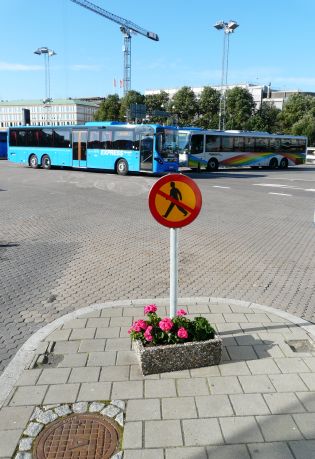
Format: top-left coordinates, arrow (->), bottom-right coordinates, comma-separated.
33,413 -> 120,459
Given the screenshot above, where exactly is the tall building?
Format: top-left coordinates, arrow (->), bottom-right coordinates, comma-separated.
0,98 -> 99,128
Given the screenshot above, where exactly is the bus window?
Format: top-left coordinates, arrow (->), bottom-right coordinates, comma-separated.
88,130 -> 100,149
255,137 -> 269,152
191,134 -> 204,154
221,136 -> 233,152
53,129 -> 70,148
112,130 -> 134,150
17,130 -> 28,146
233,137 -> 245,152
244,137 -> 255,152
38,129 -> 53,147
100,130 -> 112,149
270,138 -> 280,152
205,135 -> 220,152
9,130 -> 18,146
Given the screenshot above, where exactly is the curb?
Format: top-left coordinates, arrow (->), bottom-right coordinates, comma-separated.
1,296 -> 315,408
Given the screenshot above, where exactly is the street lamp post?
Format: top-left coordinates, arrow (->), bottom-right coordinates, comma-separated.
214,20 -> 239,130
34,47 -> 56,104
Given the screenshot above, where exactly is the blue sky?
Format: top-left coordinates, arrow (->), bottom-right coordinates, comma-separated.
1,0 -> 315,101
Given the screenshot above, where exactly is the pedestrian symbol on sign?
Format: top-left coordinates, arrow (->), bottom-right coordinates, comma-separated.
163,182 -> 188,219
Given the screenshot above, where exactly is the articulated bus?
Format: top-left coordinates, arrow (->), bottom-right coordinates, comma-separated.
8,122 -> 179,175
178,129 -> 307,171
0,131 -> 7,159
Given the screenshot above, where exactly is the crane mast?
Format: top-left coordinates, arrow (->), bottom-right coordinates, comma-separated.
70,0 -> 159,94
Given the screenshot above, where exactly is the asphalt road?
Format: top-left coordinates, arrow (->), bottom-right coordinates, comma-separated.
1,161 -> 315,372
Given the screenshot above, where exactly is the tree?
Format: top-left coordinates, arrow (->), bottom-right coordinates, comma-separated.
278,93 -> 315,133
94,94 -> 121,121
198,86 -> 220,129
291,113 -> 315,145
144,91 -> 169,124
168,86 -> 198,126
119,90 -> 145,122
247,102 -> 280,133
225,87 -> 255,130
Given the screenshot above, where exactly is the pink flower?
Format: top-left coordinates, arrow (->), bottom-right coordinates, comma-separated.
131,322 -> 142,332
144,304 -> 157,314
159,317 -> 174,332
127,326 -> 134,334
134,319 -> 148,330
144,325 -> 153,342
177,327 -> 188,339
176,309 -> 187,316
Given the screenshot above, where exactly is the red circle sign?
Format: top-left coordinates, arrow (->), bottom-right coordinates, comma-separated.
148,174 -> 202,228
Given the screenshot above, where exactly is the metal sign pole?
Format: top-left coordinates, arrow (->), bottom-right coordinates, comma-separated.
170,227 -> 178,318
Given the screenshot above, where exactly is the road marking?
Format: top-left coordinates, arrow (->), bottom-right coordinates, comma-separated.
305,189 -> 315,192
268,192 -> 292,196
212,186 -> 231,189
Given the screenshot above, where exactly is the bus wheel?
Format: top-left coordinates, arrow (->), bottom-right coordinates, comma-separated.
116,158 -> 128,175
279,158 -> 288,169
29,154 -> 38,169
41,155 -> 51,170
269,158 -> 278,169
206,158 -> 219,172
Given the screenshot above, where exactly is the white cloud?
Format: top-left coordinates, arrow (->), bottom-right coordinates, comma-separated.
0,61 -> 42,71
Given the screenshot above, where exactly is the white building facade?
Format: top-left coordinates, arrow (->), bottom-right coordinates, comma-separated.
0,99 -> 99,128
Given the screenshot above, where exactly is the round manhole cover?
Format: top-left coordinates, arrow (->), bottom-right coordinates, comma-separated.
33,413 -> 120,459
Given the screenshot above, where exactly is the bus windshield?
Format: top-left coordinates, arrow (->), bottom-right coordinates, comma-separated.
157,128 -> 179,161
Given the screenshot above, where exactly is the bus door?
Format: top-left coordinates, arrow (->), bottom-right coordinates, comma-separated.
72,130 -> 87,168
140,134 -> 153,171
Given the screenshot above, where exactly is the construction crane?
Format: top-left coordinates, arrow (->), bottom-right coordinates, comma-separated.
70,0 -> 159,95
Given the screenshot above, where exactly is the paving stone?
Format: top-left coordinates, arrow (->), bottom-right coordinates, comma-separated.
145,379 -> 177,398
123,449 -> 163,459
68,367 -> 100,383
101,405 -> 120,418
100,365 -> 130,382
95,327 -> 121,338
53,341 -> 80,354
58,353 -> 88,367
166,446 -> 207,458
269,374 -> 308,392
70,328 -> 96,340
295,391 -> 315,411
176,378 -> 209,397
0,429 -> 23,457
160,370 -> 191,379
264,393 -> 306,414
226,345 -> 258,360
206,444 -> 250,459
229,394 -> 270,415
189,366 -> 220,377
219,361 -> 251,376
23,422 -> 43,437
247,359 -> 281,375
9,385 -> 47,406
62,318 -> 87,329
219,416 -> 264,443
0,406 -> 34,430
110,317 -> 133,327
195,395 -> 233,417
303,357 -> 315,371
292,413 -> 315,439
248,442 -> 295,459
72,402 -> 88,413
87,351 -> 116,366
116,351 -> 138,365
43,384 -> 79,404
15,369 -> 41,386
78,339 -> 106,352
183,418 -> 224,446
238,375 -> 275,393
105,338 -> 131,351
37,368 -> 71,385
253,344 -> 285,359
256,415 -> 302,441
129,364 -> 159,381
208,376 -> 243,394
122,421 -> 142,449
86,318 -> 110,328
274,358 -> 310,374
45,329 -> 71,342
77,382 -> 111,401
299,373 -> 315,391
289,440 -> 315,459
112,381 -> 143,400
126,398 -> 160,421
145,420 -> 183,447
162,397 -> 197,419
100,308 -> 123,317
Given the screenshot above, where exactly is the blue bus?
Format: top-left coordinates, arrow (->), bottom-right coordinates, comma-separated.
8,122 -> 179,175
0,131 -> 7,159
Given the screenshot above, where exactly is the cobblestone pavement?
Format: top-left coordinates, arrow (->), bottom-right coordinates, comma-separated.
1,300 -> 315,458
1,162 -> 315,372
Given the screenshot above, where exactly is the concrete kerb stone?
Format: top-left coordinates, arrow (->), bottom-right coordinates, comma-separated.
1,296 -> 315,409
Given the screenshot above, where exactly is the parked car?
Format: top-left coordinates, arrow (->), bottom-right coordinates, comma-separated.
306,148 -> 315,164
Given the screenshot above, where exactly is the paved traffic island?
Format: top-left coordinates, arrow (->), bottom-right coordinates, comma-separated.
0,298 -> 315,458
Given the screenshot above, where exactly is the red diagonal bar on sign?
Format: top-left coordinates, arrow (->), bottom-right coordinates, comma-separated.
157,189 -> 195,214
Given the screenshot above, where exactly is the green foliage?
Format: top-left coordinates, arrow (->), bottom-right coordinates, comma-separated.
198,86 -> 220,129
119,90 -> 145,121
278,93 -> 315,131
168,86 -> 198,126
225,87 -> 255,130
145,91 -> 169,123
190,316 -> 216,341
291,113 -> 315,145
247,102 -> 281,133
94,94 -> 121,121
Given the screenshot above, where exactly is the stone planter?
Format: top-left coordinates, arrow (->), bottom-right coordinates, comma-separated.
133,336 -> 222,375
